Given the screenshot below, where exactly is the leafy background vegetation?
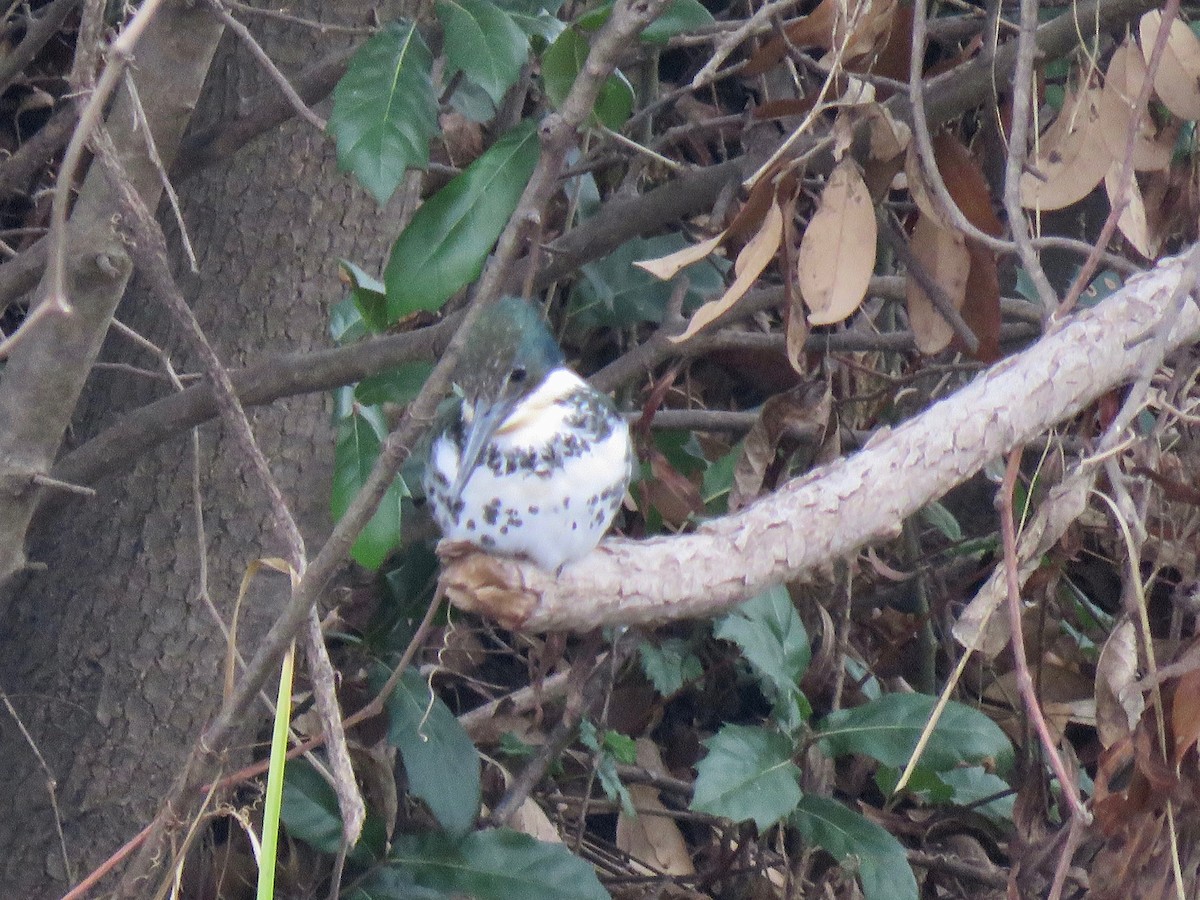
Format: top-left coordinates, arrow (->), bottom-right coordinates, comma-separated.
2,0 -> 1200,896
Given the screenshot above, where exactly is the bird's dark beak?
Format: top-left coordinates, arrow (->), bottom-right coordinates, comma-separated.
450,397 -> 517,499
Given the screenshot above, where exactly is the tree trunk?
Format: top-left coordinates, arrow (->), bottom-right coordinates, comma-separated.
0,5 -> 405,893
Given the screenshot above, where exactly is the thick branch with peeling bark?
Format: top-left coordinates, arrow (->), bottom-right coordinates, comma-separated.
441,252 -> 1200,631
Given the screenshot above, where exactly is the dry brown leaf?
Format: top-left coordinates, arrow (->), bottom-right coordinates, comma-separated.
1105,164 -> 1155,259
862,103 -> 912,161
1094,620 -> 1144,750
1171,669 -> 1200,767
673,198 -> 784,342
933,132 -> 1003,236
905,214 -> 970,354
799,159 -> 876,325
729,382 -> 830,512
642,449 -> 704,529
635,231 -> 726,281
1098,39 -> 1177,172
742,0 -> 838,76
1020,86 -> 1113,211
510,797 -> 563,843
954,240 -> 1001,362
616,739 -> 695,877
1141,10 -> 1200,122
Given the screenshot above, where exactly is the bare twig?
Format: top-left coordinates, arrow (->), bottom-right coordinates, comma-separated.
1002,0 -> 1057,313
201,0 -> 328,133
998,447 -> 1089,824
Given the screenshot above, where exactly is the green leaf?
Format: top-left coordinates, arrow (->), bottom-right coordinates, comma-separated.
701,443 -> 741,513
642,0 -> 715,42
690,723 -> 802,830
332,407 -> 408,569
378,666 -> 481,836
541,27 -> 633,129
330,297 -> 370,345
340,259 -> 390,333
937,766 -> 1015,821
715,585 -> 811,730
567,233 -> 727,330
388,828 -> 610,900
792,795 -> 917,900
346,866 -> 446,900
329,21 -> 438,204
638,637 -> 703,696
437,0 -> 529,104
356,362 -> 435,406
919,500 -> 962,542
280,759 -> 385,864
385,120 -> 540,318
575,0 -> 714,42
818,694 -> 1014,776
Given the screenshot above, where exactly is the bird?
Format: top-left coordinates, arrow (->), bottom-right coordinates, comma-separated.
423,297 -> 634,572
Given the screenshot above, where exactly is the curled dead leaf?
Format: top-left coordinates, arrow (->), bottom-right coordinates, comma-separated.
1094,620 -> 1144,749
1105,164 -> 1155,259
673,198 -> 784,342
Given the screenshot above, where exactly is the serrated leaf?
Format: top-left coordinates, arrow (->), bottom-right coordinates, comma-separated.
437,0 -> 529,104
329,21 -> 438,204
818,694 -> 1014,775
377,666 -> 481,836
332,407 -> 407,569
792,795 -> 917,900
388,828 -> 610,900
385,120 -> 539,318
690,724 -> 802,829
638,638 -> 703,696
541,27 -> 633,129
715,585 -> 811,728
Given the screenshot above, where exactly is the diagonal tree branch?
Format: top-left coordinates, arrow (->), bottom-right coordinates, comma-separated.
440,251 -> 1200,630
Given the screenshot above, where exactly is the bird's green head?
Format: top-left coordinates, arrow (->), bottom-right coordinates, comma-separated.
449,297 -> 565,495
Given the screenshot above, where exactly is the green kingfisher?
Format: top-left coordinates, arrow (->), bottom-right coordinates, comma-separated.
424,297 -> 634,572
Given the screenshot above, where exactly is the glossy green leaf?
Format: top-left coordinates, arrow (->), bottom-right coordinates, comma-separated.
576,0 -> 714,42
792,795 -> 917,900
379,666 -> 481,836
346,866 -> 446,900
919,500 -> 962,542
332,406 -> 407,569
330,297 -> 370,345
280,759 -> 386,864
329,21 -> 438,204
567,233 -> 727,330
638,637 -> 703,697
541,27 -> 633,129
437,0 -> 529,104
340,260 -> 389,333
818,694 -> 1014,776
388,828 -> 610,900
691,723 -> 802,829
715,585 -> 811,731
385,120 -> 539,318
356,362 -> 435,406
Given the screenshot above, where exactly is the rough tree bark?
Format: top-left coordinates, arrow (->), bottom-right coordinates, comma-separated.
0,3 -> 408,893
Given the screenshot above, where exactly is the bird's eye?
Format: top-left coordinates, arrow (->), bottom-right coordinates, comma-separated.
509,366 -> 527,384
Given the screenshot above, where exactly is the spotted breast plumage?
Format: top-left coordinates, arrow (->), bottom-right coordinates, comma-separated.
424,297 -> 634,572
